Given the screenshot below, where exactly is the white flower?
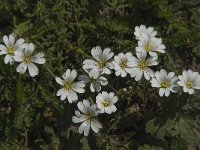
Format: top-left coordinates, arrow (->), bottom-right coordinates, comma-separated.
96,91 -> 118,114
72,100 -> 102,136
178,70 -> 200,94
55,69 -> 85,103
78,69 -> 108,92
112,52 -> 135,77
0,34 -> 25,64
14,43 -> 45,77
136,35 -> 166,58
150,69 -> 178,97
83,46 -> 114,76
128,52 -> 158,81
134,25 -> 157,40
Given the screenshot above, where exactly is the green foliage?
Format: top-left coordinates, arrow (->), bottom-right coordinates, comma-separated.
0,0 -> 200,149
138,144 -> 159,150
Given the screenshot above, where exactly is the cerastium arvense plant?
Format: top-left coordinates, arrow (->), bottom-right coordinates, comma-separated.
0,25 -> 200,136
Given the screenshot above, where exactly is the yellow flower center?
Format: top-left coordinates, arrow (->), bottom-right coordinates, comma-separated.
63,81 -> 72,91
119,60 -> 127,69
138,61 -> 147,70
7,47 -> 14,55
160,81 -> 169,88
23,56 -> 31,64
186,82 -> 193,89
102,100 -> 110,107
97,59 -> 106,69
145,43 -> 152,52
86,114 -> 93,122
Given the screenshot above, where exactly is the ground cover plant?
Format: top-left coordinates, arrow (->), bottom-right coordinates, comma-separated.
0,0 -> 200,149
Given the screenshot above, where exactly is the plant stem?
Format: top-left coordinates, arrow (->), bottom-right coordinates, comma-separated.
25,129 -> 28,150
108,84 -> 119,95
44,64 -> 56,78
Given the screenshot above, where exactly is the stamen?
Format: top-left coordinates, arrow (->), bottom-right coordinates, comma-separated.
97,59 -> 106,69
23,56 -> 31,64
138,61 -> 147,70
102,100 -> 110,107
160,81 -> 169,88
7,47 -> 14,55
186,82 -> 193,89
63,81 -> 72,91
145,43 -> 152,52
86,114 -> 93,122
119,60 -> 127,69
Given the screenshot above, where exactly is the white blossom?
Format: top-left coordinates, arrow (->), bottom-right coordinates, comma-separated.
134,25 -> 157,40
128,52 -> 158,81
96,91 -> 118,114
55,69 -> 85,103
14,43 -> 45,77
78,69 -> 108,92
136,35 -> 166,58
0,33 -> 25,64
178,70 -> 200,94
112,52 -> 135,77
72,100 -> 102,136
150,69 -> 178,97
83,46 -> 114,76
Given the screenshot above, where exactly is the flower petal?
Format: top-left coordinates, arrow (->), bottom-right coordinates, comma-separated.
8,34 -> 15,47
159,88 -> 165,97
67,90 -> 78,103
28,63 -> 39,77
91,120 -> 102,133
77,100 -> 88,113
72,82 -> 85,93
55,77 -> 64,85
4,55 -> 12,64
56,88 -> 65,96
3,35 -> 9,47
32,52 -> 45,64
14,51 -> 24,62
72,116 -> 86,123
15,38 -> 25,48
0,44 -> 7,52
83,122 -> 90,136
91,46 -> 102,61
16,63 -> 27,74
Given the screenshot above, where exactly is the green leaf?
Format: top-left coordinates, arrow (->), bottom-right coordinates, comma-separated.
138,144 -> 154,150
171,138 -> 187,150
178,117 -> 199,144
81,138 -> 91,150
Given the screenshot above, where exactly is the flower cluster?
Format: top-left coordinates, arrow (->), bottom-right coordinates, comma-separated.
134,25 -> 166,58
55,25 -> 200,136
0,34 -> 45,77
2,24 -> 200,137
133,25 -> 200,96
56,47 -> 119,136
